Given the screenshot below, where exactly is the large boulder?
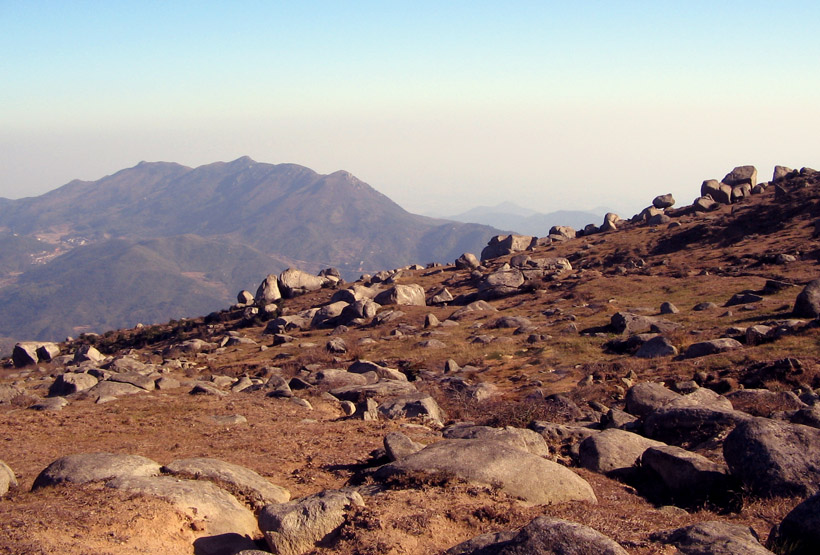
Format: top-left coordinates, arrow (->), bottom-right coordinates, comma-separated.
255,274 -> 282,305
32,453 -> 161,490
48,372 -> 99,396
723,165 -> 758,188
701,180 -> 733,204
311,301 -> 350,328
278,268 -> 327,298
548,226 -> 576,240
644,405 -> 751,446
724,418 -> 820,497
640,445 -> 734,504
635,336 -> 678,358
793,278 -> 820,318
0,460 -> 17,497
683,338 -> 742,358
373,284 -> 426,306
444,516 -> 629,555
443,424 -> 550,458
480,235 -> 535,261
478,268 -> 525,299
652,521 -> 772,555
653,193 -> 675,209
378,394 -> 444,426
162,457 -> 290,509
374,439 -> 597,505
455,252 -> 480,270
769,492 -> 820,555
578,429 -> 664,477
258,489 -> 365,555
625,382 -> 681,417
12,342 -> 39,367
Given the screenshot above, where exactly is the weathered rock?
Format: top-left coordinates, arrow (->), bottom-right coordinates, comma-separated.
35,343 -> 61,362
443,424 -> 549,457
383,432 -> 425,462
30,396 -> 68,411
375,439 -> 597,505
329,381 -> 418,403
162,457 -> 290,508
378,394 -> 444,426
640,445 -> 733,504
600,212 -> 620,232
648,213 -> 672,226
724,418 -> 820,497
32,453 -> 161,490
772,165 -> 795,182
652,521 -> 772,555
793,278 -> 820,318
726,389 -> 805,417
635,336 -> 678,358
449,300 -> 498,320
478,268 -> 525,299
48,372 -> 99,396
278,268 -> 327,298
0,460 -> 18,497
430,288 -> 454,304
108,475 -> 258,551
726,292 -> 764,306
693,301 -> 718,311
417,339 -> 447,349
480,235 -> 535,261
660,301 -> 679,314
455,252 -> 480,270
325,337 -> 347,354
610,312 -> 658,335
701,180 -> 733,204
445,516 -> 629,554
373,284 -> 426,306
683,338 -> 742,358
549,226 -> 576,240
109,372 -> 157,391
313,369 -> 368,389
653,193 -> 675,209
644,405 -> 751,446
579,429 -> 665,477
723,165 -> 758,188
255,274 -> 282,305
693,196 -> 719,212
625,382 -> 682,418
73,344 -> 105,364
259,489 -> 365,555
11,342 -> 39,367
769,492 -> 820,555
85,380 -> 145,401
190,382 -> 229,397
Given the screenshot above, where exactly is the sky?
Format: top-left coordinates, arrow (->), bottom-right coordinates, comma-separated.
2,1 -> 819,217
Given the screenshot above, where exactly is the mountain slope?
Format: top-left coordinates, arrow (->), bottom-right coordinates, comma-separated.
446,203 -> 603,236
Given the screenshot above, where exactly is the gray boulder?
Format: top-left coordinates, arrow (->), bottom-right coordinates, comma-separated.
311,301 -> 349,328
374,439 -> 597,505
478,268 -> 525,299
625,382 -> 682,417
278,268 -> 327,298
449,300 -> 498,320
579,429 -> 664,477
443,424 -> 550,457
480,234 -> 535,261
769,492 -> 820,555
701,180 -> 733,204
373,284 -> 426,306
653,193 -> 675,209
35,342 -> 61,362
383,432 -> 425,461
445,516 -> 629,554
259,489 -> 365,555
455,252 -> 480,270
0,460 -> 17,497
772,165 -> 794,182
255,274 -> 282,305
683,338 -> 742,358
793,278 -> 820,318
652,521 -> 772,555
549,226 -> 576,240
635,336 -> 678,358
693,196 -> 719,212
378,394 -> 443,426
329,380 -> 418,403
723,165 -> 758,188
32,452 -> 161,490
640,445 -> 733,504
48,372 -> 99,396
11,342 -> 39,367
162,457 -> 290,509
724,418 -> 820,497
644,405 -> 751,446
600,212 -> 620,232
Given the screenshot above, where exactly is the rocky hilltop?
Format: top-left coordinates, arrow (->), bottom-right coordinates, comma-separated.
1,164 -> 820,554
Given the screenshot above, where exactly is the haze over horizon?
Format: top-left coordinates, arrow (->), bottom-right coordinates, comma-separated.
3,2 -> 819,217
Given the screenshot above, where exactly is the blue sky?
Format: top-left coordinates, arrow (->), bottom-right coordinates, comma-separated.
2,1 -> 819,215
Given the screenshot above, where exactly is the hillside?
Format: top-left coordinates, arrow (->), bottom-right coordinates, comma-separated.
1,164 -> 819,554
0,158 -> 501,342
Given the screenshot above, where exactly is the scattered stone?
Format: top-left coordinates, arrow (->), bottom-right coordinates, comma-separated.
278,268 -> 327,298
443,424 -> 550,457
258,489 -> 365,555
255,274 -> 282,305
660,301 -> 679,314
726,292 -> 764,306
11,342 -> 39,367
73,344 -> 105,364
190,382 -> 229,397
455,253 -> 480,270
693,302 -> 718,311
29,397 -> 69,411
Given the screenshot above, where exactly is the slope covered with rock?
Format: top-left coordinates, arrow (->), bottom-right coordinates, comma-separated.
1,164 -> 819,554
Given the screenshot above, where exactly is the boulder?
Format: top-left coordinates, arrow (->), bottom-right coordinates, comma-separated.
600,212 -> 620,232
162,457 -> 290,509
635,336 -> 678,358
32,452 -> 161,490
793,278 -> 820,318
653,193 -> 675,209
640,445 -> 733,504
769,492 -> 820,555
480,235 -> 535,261
548,226 -> 576,240
772,165 -> 795,182
255,274 -> 282,305
311,301 -> 349,328
578,429 -> 664,477
609,312 -> 659,335
723,165 -> 758,188
313,369 -> 368,389
648,213 -> 672,226
329,381 -> 418,403
445,516 -> 629,554
12,342 -> 40,367
278,268 -> 327,298
652,521 -> 772,555
378,394 -> 444,426
455,252 -> 480,270
693,196 -> 719,212
724,418 -> 820,497
625,382 -> 681,417
660,301 -> 679,314
430,288 -> 454,304
237,290 -> 255,305
449,300 -> 498,320
107,475 -> 258,551
644,405 -> 751,446
108,372 -> 157,391
48,372 -> 99,396
726,292 -> 764,306
35,343 -> 61,362
478,268 -> 525,299
0,460 -> 18,497
701,180 -> 733,204
726,389 -> 806,417
259,489 -> 365,555
683,338 -> 742,358
73,345 -> 105,364
375,439 -> 597,505
383,432 -> 425,461
373,284 -> 426,306
443,424 -> 550,457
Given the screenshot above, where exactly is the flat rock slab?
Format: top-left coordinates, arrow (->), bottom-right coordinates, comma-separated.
651,521 -> 773,555
108,372 -> 157,390
32,452 -> 161,490
445,516 -> 629,554
107,475 -> 258,541
259,489 -> 365,555
163,457 -> 290,509
374,439 -> 597,505
84,380 -> 146,401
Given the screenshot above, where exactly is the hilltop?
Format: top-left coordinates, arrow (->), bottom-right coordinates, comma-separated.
0,158 -> 500,344
1,164 -> 820,554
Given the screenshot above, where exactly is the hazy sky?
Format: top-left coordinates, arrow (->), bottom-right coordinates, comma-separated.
2,1 -> 819,217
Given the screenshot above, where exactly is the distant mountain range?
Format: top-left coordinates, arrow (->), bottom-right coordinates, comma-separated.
443,202 -> 603,236
0,157 -> 501,343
